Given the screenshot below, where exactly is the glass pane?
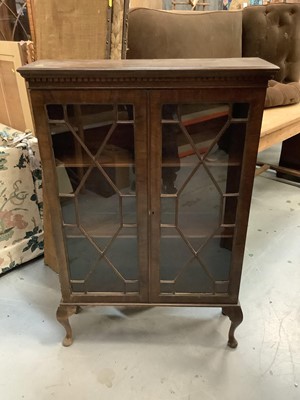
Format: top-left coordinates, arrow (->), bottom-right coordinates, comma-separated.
199,235 -> 232,281
84,258 -> 125,293
160,102 -> 247,295
61,197 -> 76,224
105,227 -> 138,280
122,196 -> 137,224
66,233 -> 100,282
49,103 -> 139,294
161,197 -> 176,225
160,228 -> 193,281
175,258 -> 214,294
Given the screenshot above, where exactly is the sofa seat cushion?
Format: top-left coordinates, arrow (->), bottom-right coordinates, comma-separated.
127,9 -> 242,59
265,80 -> 300,108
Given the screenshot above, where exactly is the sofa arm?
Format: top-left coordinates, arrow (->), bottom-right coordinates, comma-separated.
242,4 -> 300,83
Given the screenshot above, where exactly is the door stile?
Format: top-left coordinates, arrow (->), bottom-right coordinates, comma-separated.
133,90 -> 150,302
148,90 -> 163,302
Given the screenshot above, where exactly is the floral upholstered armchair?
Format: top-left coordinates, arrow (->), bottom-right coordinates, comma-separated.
0,124 -> 44,275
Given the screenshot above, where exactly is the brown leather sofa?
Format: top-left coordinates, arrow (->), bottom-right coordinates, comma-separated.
127,4 -> 300,177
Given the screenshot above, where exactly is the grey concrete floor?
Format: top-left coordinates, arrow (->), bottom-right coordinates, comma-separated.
0,147 -> 300,400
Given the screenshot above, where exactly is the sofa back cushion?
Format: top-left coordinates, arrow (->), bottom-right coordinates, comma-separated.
127,9 -> 242,59
243,4 -> 300,83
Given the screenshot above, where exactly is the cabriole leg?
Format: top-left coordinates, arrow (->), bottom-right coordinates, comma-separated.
222,305 -> 243,349
56,305 -> 78,347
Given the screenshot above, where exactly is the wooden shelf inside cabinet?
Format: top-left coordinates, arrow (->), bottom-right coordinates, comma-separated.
56,159 -> 135,168
18,58 -> 278,348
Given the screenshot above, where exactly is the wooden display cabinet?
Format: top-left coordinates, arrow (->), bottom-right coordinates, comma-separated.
19,58 -> 277,347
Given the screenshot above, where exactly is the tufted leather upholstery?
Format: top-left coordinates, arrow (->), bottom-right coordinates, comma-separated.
242,4 -> 300,83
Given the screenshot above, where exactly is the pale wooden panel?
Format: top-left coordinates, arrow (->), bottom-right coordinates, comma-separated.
130,0 -> 162,8
259,103 -> 300,152
33,0 -> 109,60
0,59 -> 25,129
0,41 -> 34,132
110,0 -> 129,60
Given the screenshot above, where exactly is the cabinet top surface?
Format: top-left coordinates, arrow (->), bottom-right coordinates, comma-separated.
18,58 -> 278,78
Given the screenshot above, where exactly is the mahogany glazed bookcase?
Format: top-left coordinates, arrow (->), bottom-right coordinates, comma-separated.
19,58 -> 277,347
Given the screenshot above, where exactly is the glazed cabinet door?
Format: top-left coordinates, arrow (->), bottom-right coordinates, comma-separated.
40,90 -> 149,303
149,89 -> 262,304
